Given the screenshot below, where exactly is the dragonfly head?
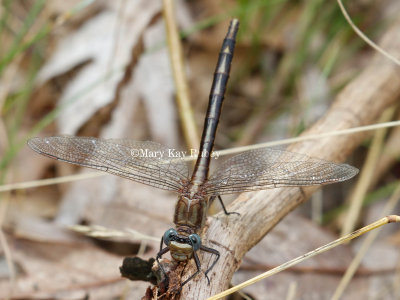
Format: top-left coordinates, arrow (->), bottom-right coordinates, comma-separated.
163,228 -> 201,262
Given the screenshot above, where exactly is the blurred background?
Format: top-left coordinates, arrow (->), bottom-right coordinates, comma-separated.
0,0 -> 399,299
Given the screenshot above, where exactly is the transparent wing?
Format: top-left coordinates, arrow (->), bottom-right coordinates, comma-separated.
205,148 -> 358,196
28,136 -> 190,192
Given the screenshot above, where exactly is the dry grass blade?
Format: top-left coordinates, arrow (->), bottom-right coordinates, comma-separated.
337,0 -> 400,66
1,120 -> 399,193
331,183 -> 400,300
71,225 -> 159,242
0,172 -> 104,192
0,195 -> 15,296
341,107 -> 396,236
216,120 -> 400,158
208,215 -> 400,300
162,0 -> 199,151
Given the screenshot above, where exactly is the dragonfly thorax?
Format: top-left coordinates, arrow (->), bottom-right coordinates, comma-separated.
173,193 -> 208,231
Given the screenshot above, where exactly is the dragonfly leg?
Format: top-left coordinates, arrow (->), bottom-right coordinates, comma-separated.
156,238 -> 170,281
214,195 -> 240,216
200,245 -> 220,284
180,251 -> 202,287
159,235 -> 164,252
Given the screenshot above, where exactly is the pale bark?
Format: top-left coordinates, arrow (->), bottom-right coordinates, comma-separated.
176,21 -> 400,300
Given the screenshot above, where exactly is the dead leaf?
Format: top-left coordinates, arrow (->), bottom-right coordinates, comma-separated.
233,213 -> 393,299
37,0 -> 161,134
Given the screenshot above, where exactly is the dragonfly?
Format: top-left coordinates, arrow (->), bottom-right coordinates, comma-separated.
28,19 -> 358,287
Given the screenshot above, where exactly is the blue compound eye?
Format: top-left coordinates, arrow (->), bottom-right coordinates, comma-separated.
188,234 -> 201,251
163,228 -> 177,245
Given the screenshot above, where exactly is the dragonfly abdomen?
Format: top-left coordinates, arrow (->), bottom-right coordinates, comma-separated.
190,20 -> 239,186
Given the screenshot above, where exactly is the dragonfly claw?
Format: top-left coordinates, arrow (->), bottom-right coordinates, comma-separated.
205,273 -> 211,285
226,211 -> 240,216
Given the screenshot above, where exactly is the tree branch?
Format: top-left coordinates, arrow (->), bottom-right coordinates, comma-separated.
176,20 -> 400,300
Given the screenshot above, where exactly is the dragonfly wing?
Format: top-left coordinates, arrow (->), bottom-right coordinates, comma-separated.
28,136 -> 190,192
205,148 -> 358,196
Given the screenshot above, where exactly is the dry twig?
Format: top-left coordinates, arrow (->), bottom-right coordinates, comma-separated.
178,20 -> 400,300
